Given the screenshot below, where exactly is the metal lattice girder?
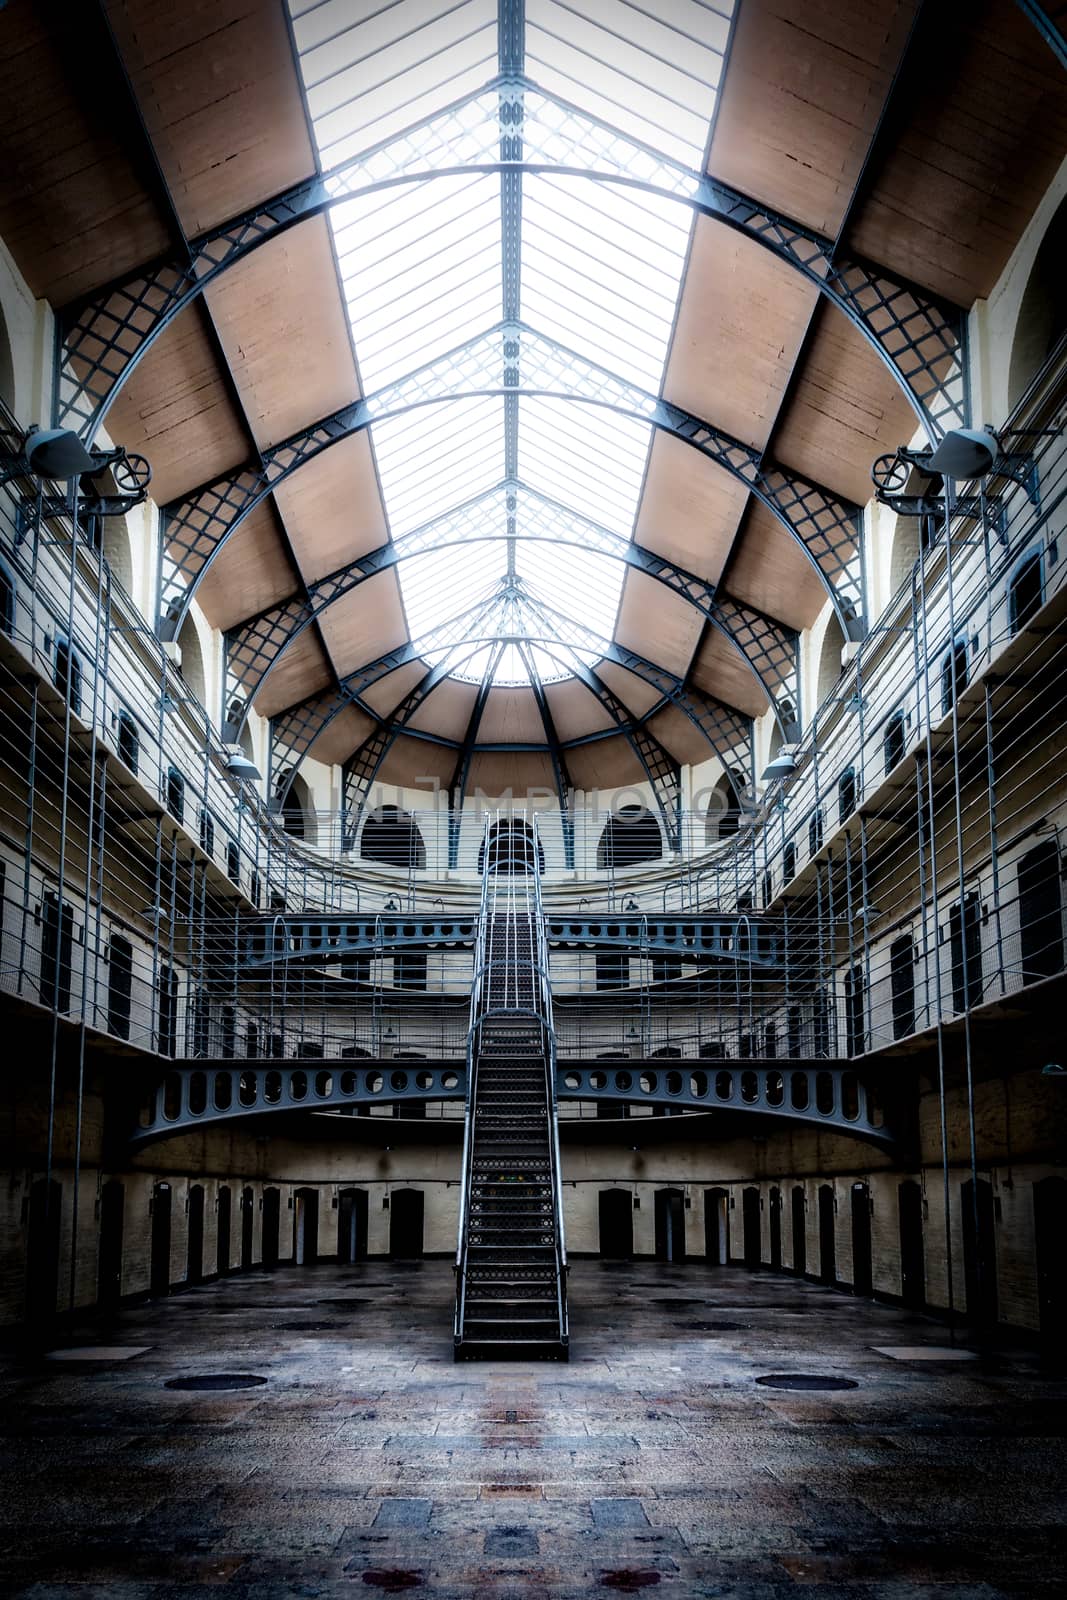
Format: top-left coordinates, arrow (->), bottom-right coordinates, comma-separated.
515,639 -> 574,868
160,323 -> 862,638
221,479 -> 799,740
56,79 -> 965,446
1014,0 -> 1067,69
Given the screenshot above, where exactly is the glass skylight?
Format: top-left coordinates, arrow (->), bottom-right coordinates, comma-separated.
288,0 -> 734,697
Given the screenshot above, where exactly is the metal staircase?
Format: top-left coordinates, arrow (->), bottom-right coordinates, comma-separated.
454,819 -> 568,1360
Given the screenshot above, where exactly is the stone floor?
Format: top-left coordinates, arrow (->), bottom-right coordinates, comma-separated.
1,1260 -> 1064,1599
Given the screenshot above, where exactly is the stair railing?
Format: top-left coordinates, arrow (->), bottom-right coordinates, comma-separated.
532,815 -> 568,1345
453,815 -> 494,1340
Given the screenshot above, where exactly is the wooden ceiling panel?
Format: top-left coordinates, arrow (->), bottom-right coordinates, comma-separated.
664,221 -> 819,449
771,303 -> 915,506
253,630 -> 332,718
595,661 -> 662,720
690,629 -> 769,718
317,571 -> 407,680
106,0 -> 316,236
846,0 -> 1067,305
379,735 -> 455,792
615,571 -> 703,678
477,688 -> 545,746
544,679 -> 615,741
204,217 -> 361,450
635,432 -> 748,582
565,736 -> 645,794
192,500 -> 296,632
707,0 -> 916,236
0,3 -> 169,303
467,751 -> 558,799
648,703 -> 718,769
272,435 -> 389,584
105,303 -> 249,503
407,679 -> 479,742
308,702 -> 375,769
724,503 -> 828,632
360,660 -> 428,720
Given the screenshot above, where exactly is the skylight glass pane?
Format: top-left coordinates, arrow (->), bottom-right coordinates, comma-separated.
515,544 -> 622,640
519,397 -> 650,535
371,396 -> 505,537
399,540 -> 504,641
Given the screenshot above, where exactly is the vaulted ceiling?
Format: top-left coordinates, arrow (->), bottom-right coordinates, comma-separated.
2,0 -> 1064,809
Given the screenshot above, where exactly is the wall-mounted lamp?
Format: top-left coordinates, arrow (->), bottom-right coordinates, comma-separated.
225,752 -> 261,782
762,751 -> 798,782
1041,1062 -> 1067,1078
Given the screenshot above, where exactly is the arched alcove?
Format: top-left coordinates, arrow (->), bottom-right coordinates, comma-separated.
280,771 -> 317,846
597,805 -> 662,869
705,769 -> 744,844
816,614 -> 846,709
479,818 -> 543,875
1008,195 -> 1067,408
176,613 -> 207,709
361,805 -> 426,869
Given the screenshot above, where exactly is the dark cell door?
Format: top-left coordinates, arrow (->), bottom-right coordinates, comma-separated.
97,1180 -> 124,1310
26,1179 -> 62,1324
389,1188 -> 424,1259
40,894 -> 73,1011
107,937 -> 133,1039
241,1187 -> 255,1269
187,1185 -> 205,1285
294,1188 -> 319,1266
654,1188 -> 685,1262
791,1187 -> 807,1277
598,1189 -> 634,1259
1019,841 -> 1064,981
1034,1177 -> 1067,1358
898,1180 -> 925,1308
742,1187 -> 761,1267
337,1188 -> 369,1263
262,1188 -> 281,1268
216,1186 -> 231,1278
961,1177 -> 997,1327
704,1189 -> 728,1265
768,1188 -> 782,1270
818,1185 -> 837,1285
150,1182 -> 172,1298
949,893 -> 983,1012
851,1183 -> 873,1296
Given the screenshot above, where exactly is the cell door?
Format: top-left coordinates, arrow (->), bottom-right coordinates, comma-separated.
97,1180 -> 124,1309
791,1187 -> 807,1277
654,1188 -> 685,1262
598,1189 -> 634,1259
703,1189 -> 728,1265
742,1188 -> 761,1267
26,1179 -> 62,1324
241,1187 -> 255,1270
961,1177 -> 997,1327
1019,841 -> 1064,981
389,1188 -> 424,1259
187,1185 -> 205,1285
768,1188 -> 782,1270
294,1188 -> 319,1266
1034,1177 -> 1067,1357
851,1183 -> 873,1296
262,1188 -> 280,1268
337,1188 -> 369,1263
150,1182 -> 172,1298
818,1185 -> 837,1285
216,1186 -> 231,1278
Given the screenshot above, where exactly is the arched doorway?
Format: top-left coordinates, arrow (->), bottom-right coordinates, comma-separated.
479,819 -> 544,875
704,1188 -> 728,1265
818,1185 -> 837,1285
961,1177 -> 997,1327
850,1182 -> 873,1295
26,1179 -> 62,1324
791,1186 -> 807,1277
1033,1176 -> 1067,1356
337,1188 -> 369,1263
262,1188 -> 281,1268
598,1189 -> 634,1258
898,1180 -> 925,1309
597,806 -> 662,870
240,1187 -> 255,1270
361,805 -> 425,868
654,1188 -> 685,1262
768,1187 -> 783,1270
389,1189 -> 425,1258
1008,194 -> 1067,406
1018,840 -> 1064,980
294,1188 -> 319,1266
150,1182 -> 172,1298
216,1186 -> 232,1278
186,1185 -> 205,1285
97,1180 -> 124,1310
742,1187 -> 761,1267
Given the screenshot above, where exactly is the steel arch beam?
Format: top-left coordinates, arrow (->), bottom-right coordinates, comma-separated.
158,333 -> 861,641
515,639 -> 575,868
222,511 -> 797,747
57,104 -> 964,448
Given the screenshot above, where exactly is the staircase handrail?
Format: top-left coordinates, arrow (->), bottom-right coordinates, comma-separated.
533,817 -> 568,1332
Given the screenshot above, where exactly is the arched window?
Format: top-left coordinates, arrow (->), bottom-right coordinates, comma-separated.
1009,549 -> 1043,635
361,805 -> 426,869
883,708 -> 906,775
837,767 -> 857,825
176,614 -> 206,708
816,614 -> 846,707
226,840 -> 240,884
165,767 -> 185,825
54,637 -> 82,717
1008,195 -> 1067,407
783,839 -> 797,882
808,808 -> 823,859
940,639 -> 968,717
199,809 -> 214,856
117,709 -> 139,774
704,770 -> 745,843
478,818 -> 542,875
597,806 -> 662,869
